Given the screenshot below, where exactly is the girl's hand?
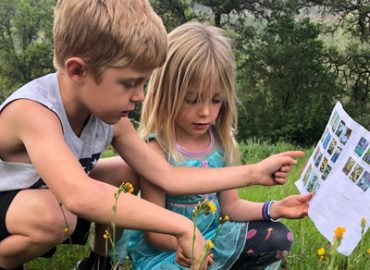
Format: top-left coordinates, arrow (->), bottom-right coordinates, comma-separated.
255,151 -> 304,185
175,228 -> 208,270
270,193 -> 312,219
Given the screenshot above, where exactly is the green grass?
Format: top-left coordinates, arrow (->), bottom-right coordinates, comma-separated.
26,142 -> 370,269
238,141 -> 370,270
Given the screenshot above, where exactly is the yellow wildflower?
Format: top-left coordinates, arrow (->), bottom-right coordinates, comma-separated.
361,217 -> 367,236
220,215 -> 230,224
317,247 -> 325,256
194,199 -> 217,216
361,217 -> 367,228
368,248 -> 370,254
103,230 -> 111,240
207,240 -> 214,250
208,200 -> 217,214
334,226 -> 346,241
122,182 -> 134,193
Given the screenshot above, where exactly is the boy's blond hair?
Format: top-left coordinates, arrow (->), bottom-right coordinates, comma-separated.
53,0 -> 167,80
139,21 -> 240,165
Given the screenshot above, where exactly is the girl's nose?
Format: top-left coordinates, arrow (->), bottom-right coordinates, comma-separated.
198,103 -> 210,116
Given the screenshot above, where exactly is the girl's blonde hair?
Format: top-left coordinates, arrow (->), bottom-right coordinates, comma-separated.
53,0 -> 167,81
139,21 -> 240,165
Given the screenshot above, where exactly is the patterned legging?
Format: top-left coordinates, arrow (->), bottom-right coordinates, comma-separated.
230,221 -> 293,270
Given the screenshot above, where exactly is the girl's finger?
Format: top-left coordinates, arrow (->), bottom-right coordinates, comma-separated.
279,165 -> 291,172
273,177 -> 287,184
274,172 -> 288,178
277,151 -> 305,158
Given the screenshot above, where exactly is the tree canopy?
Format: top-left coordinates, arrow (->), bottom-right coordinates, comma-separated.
1,0 -> 368,146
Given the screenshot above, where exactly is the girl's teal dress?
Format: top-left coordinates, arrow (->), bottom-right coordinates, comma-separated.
121,132 -> 249,270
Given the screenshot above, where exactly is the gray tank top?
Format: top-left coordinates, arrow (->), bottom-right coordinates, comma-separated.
0,73 -> 113,191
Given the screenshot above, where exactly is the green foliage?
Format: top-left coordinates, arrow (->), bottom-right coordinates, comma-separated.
338,41 -> 369,129
148,1 -> 368,145
308,0 -> 369,130
0,0 -> 55,103
236,16 -> 340,146
323,35 -> 369,130
311,0 -> 370,41
149,0 -> 195,31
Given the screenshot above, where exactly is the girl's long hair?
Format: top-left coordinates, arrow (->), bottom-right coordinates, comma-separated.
139,21 -> 240,165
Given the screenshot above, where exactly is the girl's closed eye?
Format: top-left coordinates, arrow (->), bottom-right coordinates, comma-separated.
211,93 -> 223,104
185,98 -> 200,105
212,97 -> 222,104
184,92 -> 223,105
184,93 -> 200,105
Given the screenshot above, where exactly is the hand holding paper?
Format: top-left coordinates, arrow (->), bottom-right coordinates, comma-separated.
296,102 -> 370,255
270,193 -> 312,220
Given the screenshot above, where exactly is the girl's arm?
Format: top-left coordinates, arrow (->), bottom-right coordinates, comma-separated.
218,189 -> 312,221
112,118 -> 304,195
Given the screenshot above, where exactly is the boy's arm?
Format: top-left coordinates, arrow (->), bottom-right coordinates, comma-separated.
3,100 -> 208,269
141,178 -> 179,251
112,118 -> 304,195
140,141 -> 181,251
4,100 -> 179,229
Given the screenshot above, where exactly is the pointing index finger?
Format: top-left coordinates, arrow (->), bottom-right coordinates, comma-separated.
278,151 -> 305,158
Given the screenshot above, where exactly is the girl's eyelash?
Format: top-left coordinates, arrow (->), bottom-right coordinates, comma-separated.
185,99 -> 198,104
185,99 -> 222,105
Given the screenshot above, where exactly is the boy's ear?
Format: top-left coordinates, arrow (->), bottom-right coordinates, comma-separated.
64,57 -> 87,82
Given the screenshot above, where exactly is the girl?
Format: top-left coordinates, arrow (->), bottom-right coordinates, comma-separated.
122,22 -> 312,270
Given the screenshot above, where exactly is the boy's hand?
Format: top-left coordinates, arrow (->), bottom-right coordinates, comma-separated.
255,151 -> 304,186
175,228 -> 209,270
270,193 -> 312,219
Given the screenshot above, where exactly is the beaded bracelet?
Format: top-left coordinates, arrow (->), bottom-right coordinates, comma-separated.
262,201 -> 280,222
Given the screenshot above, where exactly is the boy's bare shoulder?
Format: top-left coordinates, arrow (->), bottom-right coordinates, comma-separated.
1,99 -> 62,131
0,99 -> 64,157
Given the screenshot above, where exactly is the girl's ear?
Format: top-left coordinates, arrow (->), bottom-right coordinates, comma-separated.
64,57 -> 87,82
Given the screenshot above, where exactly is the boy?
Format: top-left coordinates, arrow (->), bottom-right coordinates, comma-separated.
0,1 -> 304,269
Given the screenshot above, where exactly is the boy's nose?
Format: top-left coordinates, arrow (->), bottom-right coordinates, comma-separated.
131,86 -> 145,103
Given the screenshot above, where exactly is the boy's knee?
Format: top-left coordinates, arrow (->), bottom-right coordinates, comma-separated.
32,209 -> 77,245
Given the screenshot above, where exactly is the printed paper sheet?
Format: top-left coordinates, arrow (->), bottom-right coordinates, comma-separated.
295,102 -> 370,255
